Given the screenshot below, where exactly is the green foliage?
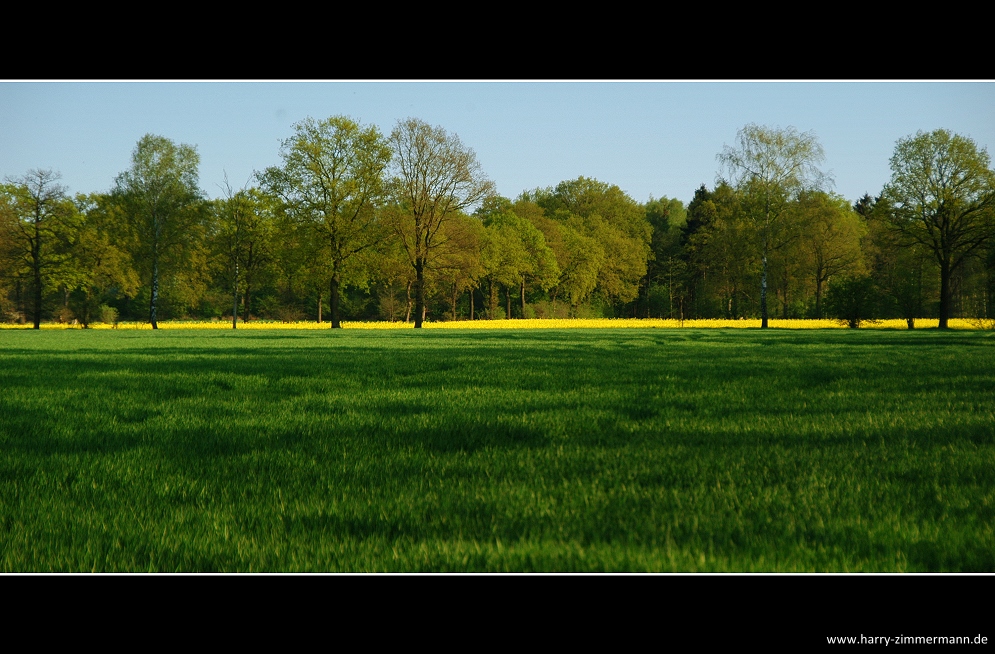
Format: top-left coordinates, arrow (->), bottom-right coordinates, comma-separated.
98,304 -> 118,324
640,196 -> 687,317
522,177 -> 650,310
0,170 -> 76,327
718,124 -> 828,327
883,129 -> 995,328
863,194 -> 937,327
474,198 -> 560,319
719,124 -> 828,199
63,193 -> 140,327
483,203 -> 560,292
825,274 -> 879,328
556,219 -> 604,312
258,116 -> 392,328
684,183 -> 756,318
794,190 -> 868,318
112,134 -> 206,327
645,196 -> 687,233
421,212 -> 484,321
208,185 -> 278,326
387,118 -> 495,327
480,218 -> 523,317
10,119 -> 995,328
535,177 -> 651,243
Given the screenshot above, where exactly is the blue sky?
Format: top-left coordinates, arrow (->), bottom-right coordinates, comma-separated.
2,81 -> 992,207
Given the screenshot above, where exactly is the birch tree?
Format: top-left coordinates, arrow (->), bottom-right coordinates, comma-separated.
113,134 -> 203,329
718,124 -> 827,328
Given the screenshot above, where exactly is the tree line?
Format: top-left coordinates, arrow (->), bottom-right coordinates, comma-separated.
2,118 -> 994,329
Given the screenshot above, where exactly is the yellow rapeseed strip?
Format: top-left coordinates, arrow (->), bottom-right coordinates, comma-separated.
1,318 -> 984,330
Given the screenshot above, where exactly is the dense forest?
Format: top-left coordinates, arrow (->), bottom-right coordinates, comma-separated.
2,118 -> 994,329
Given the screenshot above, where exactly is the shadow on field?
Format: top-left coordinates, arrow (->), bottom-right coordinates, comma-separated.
394,420 -> 547,454
289,512 -> 415,541
907,540 -> 995,572
3,330 -> 994,461
748,330 -> 995,349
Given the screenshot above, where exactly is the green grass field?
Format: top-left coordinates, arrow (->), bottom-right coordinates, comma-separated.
1,328 -> 992,572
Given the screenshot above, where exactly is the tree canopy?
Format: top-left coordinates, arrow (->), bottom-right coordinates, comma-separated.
718,124 -> 827,327
259,116 -> 392,328
1,170 -> 72,328
4,117 -> 994,328
882,129 -> 995,328
113,134 -> 203,329
388,118 -> 495,328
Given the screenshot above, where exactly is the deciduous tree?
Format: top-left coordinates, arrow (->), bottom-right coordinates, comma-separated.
113,134 -> 204,329
387,118 -> 494,328
718,124 -> 827,327
259,116 -> 392,328
477,197 -> 559,318
2,170 -> 73,328
552,218 -> 604,316
211,181 -> 275,328
481,212 -> 529,319
642,196 -> 686,318
681,183 -> 745,318
428,212 -> 484,321
528,177 -> 651,311
882,129 -> 995,328
795,191 -> 867,318
857,194 -> 921,327
62,193 -> 139,327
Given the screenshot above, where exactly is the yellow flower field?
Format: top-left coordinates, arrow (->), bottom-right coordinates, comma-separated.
1,318 -> 985,330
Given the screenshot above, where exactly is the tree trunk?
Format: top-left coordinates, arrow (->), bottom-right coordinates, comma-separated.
242,280 -> 251,324
81,287 -> 92,329
232,267 -> 239,330
244,243 -> 256,324
488,278 -> 497,319
414,260 -> 425,328
31,229 -> 41,330
760,253 -> 769,329
150,254 -> 159,330
317,290 -> 322,324
815,277 -> 823,319
506,284 -> 512,320
330,274 -> 342,329
405,280 -> 412,323
469,287 -> 474,321
650,276 -> 655,319
668,257 -> 673,318
939,258 -> 951,329
520,280 -> 526,319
